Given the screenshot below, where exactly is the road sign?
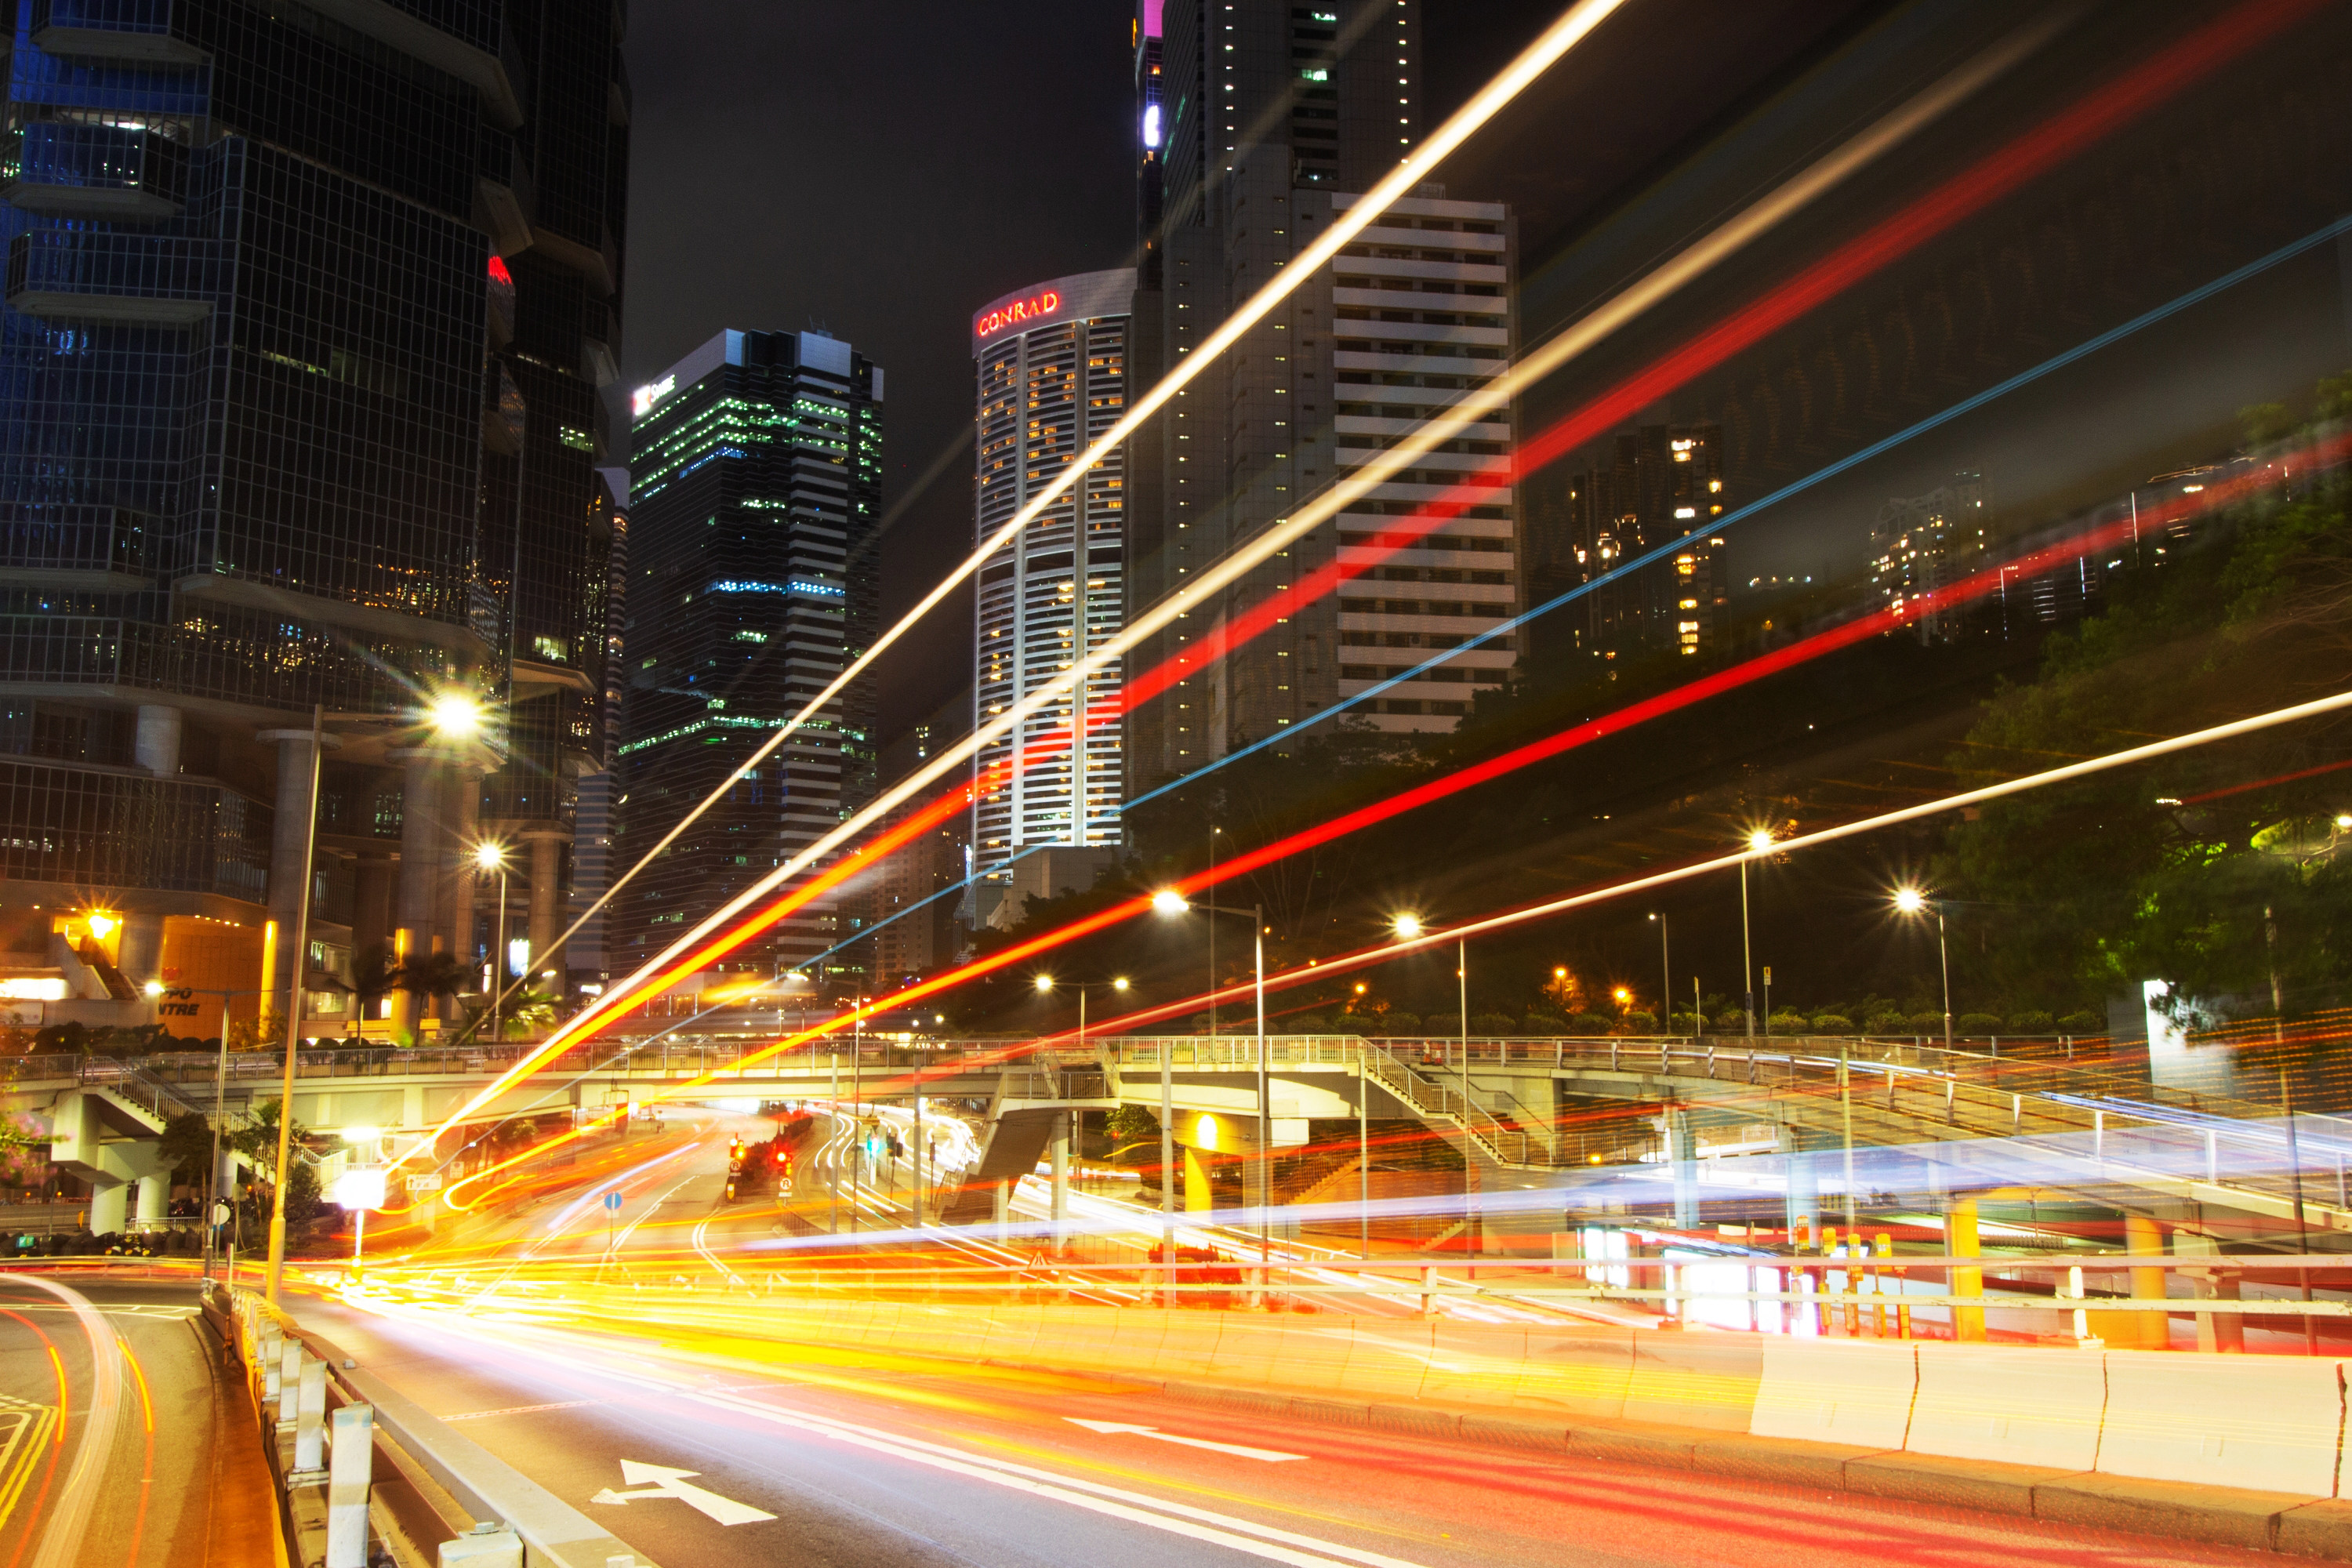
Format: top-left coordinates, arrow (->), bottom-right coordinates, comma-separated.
209,1200 -> 230,1227
1062,1418 -> 1307,1462
604,1191 -> 622,1213
405,1174 -> 443,1193
590,1461 -> 774,1525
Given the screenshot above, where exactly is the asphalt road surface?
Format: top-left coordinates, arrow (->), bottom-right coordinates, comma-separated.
273,1113 -> 2285,1568
0,1273 -> 236,1568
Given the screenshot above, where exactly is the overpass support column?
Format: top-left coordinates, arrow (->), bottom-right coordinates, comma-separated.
136,1171 -> 168,1230
2177,1229 -> 2244,1352
1050,1112 -> 1069,1254
263,728 -> 342,1010
1665,1105 -> 1697,1229
89,1176 -> 128,1236
1184,1147 -> 1212,1213
2123,1214 -> 2171,1349
1950,1196 -> 1986,1343
1780,1131 -> 1817,1243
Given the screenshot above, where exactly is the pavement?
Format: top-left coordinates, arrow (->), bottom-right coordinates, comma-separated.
251,1105 -> 2294,1567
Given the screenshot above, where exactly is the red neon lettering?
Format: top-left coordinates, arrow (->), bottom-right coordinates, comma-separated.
975,289 -> 1063,339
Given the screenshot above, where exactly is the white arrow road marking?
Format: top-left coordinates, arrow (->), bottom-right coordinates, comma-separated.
1064,1418 -> 1308,1463
590,1460 -> 776,1526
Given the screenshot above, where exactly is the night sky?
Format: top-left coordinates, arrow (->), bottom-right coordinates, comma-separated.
612,1 -> 1864,740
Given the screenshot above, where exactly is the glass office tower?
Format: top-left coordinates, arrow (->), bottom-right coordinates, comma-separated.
0,0 -> 628,1039
614,328 -> 883,984
970,269 -> 1134,877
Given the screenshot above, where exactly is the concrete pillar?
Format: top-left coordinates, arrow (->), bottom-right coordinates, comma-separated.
118,913 -> 165,1000
352,855 -> 394,981
1782,1137 -> 1817,1243
1665,1105 -> 1697,1229
2123,1214 -> 2170,1349
525,829 -> 565,989
325,1404 -> 374,1568
1185,1145 -> 1213,1213
993,1179 -> 1010,1227
134,703 -> 182,778
89,1178 -> 126,1236
136,1172 -> 167,1229
1050,1111 -> 1069,1254
445,767 -> 481,973
388,748 -> 443,1041
1949,1196 -> 1985,1343
260,728 -> 341,1008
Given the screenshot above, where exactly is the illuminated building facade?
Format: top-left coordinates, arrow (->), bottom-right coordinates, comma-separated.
970,270 -> 1134,874
1551,423 -> 1731,668
1871,472 -> 1986,644
0,0 -> 626,1033
614,329 -> 884,978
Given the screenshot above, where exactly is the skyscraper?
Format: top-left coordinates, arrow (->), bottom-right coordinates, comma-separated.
1871,472 -> 1986,644
1534,423 -> 1731,672
970,270 -> 1134,874
1127,2 -> 1528,781
0,0 -> 626,1040
614,329 -> 883,982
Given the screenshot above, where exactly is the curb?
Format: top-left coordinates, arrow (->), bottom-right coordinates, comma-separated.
1136,1377 -> 2352,1560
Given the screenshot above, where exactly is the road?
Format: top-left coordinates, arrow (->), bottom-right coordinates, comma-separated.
0,1271 -> 269,1568
277,1109 -> 2281,1568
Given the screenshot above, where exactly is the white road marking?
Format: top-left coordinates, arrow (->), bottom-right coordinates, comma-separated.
590,1460 -> 775,1526
1063,1418 -> 1307,1462
441,1399 -> 597,1421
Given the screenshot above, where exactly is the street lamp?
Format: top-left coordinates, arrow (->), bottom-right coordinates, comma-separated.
476,840 -> 510,1044
1154,891 -> 1267,1272
1394,913 -> 1479,1261
1647,913 -> 1670,1037
428,691 -> 484,739
1033,973 -> 1130,1054
1893,886 -> 1953,1050
1740,828 -> 1774,1039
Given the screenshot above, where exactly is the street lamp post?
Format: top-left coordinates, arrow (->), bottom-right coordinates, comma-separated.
265,702 -> 325,1306
1392,913 -> 1479,1263
1648,913 -> 1669,1036
144,982 -> 260,1273
1036,973 -> 1129,1252
1152,891 -> 1265,1278
1893,887 -> 1954,1051
1740,829 -> 1773,1040
476,841 -> 510,1044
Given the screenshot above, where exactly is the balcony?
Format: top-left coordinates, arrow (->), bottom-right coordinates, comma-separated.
3,504 -> 150,590
27,0 -> 205,64
5,228 -> 217,322
5,122 -> 186,221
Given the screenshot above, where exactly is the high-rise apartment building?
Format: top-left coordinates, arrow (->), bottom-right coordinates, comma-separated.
1871,472 -> 1985,644
1129,1 -> 1528,785
569,466 -> 630,981
614,329 -> 883,980
970,270 -> 1134,873
1532,423 -> 1732,672
0,0 -> 626,1040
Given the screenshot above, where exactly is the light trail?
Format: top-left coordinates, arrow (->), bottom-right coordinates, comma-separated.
406,1 -> 1630,1161
412,1 -> 2328,1203
441,0 -> 2301,1116
415,442 -> 2347,1205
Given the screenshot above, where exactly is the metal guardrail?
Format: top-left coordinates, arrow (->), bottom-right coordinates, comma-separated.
208,1279 -> 657,1568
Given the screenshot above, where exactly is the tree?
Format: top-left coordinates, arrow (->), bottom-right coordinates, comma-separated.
1105,1105 -> 1162,1167
230,1098 -> 325,1228
157,1111 -> 214,1191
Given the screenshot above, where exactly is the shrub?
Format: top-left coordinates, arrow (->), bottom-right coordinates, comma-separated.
1811,1014 -> 1854,1033
1906,1011 -> 1946,1033
2057,1010 -> 2102,1032
1621,1010 -> 1657,1033
1569,1012 -> 1614,1034
1521,1012 -> 1567,1035
1957,1013 -> 2004,1033
1864,1011 -> 1906,1033
2008,1010 -> 2054,1031
1769,1009 -> 1808,1031
1375,1012 -> 1422,1036
1711,1011 -> 1744,1032
1668,1011 -> 1705,1035
1425,1012 -> 1465,1036
1287,1014 -> 1328,1034
1471,1012 -> 1517,1036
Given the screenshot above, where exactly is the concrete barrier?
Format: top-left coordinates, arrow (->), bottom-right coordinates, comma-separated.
1334,1319 -> 1437,1404
1624,1332 -> 1762,1432
1513,1327 -> 1635,1420
1748,1338 -> 1915,1450
1907,1343 -> 2104,1472
2096,1350 -> 2344,1497
1419,1323 -> 1529,1410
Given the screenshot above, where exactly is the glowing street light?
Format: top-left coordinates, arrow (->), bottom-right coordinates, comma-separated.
85,911 -> 118,941
428,692 -> 484,738
1647,913 -> 1670,1037
1391,913 -> 1425,940
475,840 -> 512,1044
1154,888 -> 1270,1280
1150,889 -> 1189,915
1034,971 -> 1055,992
1892,886 -> 1952,1049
